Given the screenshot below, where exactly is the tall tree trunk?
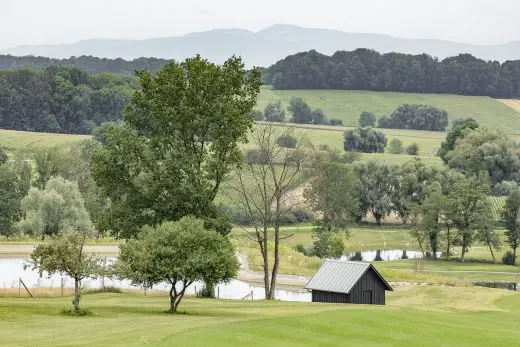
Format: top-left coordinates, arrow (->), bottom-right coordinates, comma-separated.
260,235 -> 270,299
514,242 -> 517,266
169,282 -> 188,313
445,222 -> 451,260
268,197 -> 281,300
373,212 -> 382,228
73,278 -> 80,311
461,235 -> 467,263
487,242 -> 496,264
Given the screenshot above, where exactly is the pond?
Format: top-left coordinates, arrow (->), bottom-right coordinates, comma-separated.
341,249 -> 441,262
0,257 -> 311,302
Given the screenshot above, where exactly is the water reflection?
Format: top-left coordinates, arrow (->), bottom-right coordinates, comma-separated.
341,249 -> 440,262
0,257 -> 311,302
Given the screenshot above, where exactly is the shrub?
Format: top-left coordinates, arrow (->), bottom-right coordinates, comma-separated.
344,127 -> 387,153
406,143 -> 419,155
263,101 -> 286,122
294,244 -> 314,257
246,149 -> 268,164
278,213 -> 298,225
359,112 -> 376,127
291,208 -> 314,223
492,181 -> 518,196
502,250 -> 516,265
276,134 -> 298,148
318,144 -> 330,151
328,118 -> 343,126
250,110 -> 264,121
388,138 -> 404,154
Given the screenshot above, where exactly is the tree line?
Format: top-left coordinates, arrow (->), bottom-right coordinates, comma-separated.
0,66 -> 136,133
0,55 -> 168,74
263,49 -> 520,98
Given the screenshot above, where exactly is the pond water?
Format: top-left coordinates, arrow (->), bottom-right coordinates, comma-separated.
0,257 -> 311,302
341,249 -> 441,262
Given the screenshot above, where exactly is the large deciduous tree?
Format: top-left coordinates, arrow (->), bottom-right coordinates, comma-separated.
502,189 -> 520,264
26,232 -> 102,311
263,100 -> 286,122
92,56 -> 261,239
448,176 -> 492,262
344,127 -> 387,153
304,162 -> 359,258
117,217 -> 238,312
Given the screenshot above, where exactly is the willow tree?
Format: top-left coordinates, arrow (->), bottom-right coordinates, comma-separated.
92,56 -> 261,239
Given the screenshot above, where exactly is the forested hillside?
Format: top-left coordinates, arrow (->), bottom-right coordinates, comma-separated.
0,67 -> 136,134
264,49 -> 520,98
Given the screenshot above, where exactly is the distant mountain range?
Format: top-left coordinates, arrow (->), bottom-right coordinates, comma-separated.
3,24 -> 520,66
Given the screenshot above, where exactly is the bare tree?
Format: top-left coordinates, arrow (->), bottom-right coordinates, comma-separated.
226,124 -> 312,299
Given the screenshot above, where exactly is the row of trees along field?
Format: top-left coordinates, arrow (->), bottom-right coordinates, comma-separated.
2,55 -> 520,314
263,49 -> 520,98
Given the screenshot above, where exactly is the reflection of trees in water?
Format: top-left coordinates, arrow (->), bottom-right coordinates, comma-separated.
350,252 -> 363,261
374,250 -> 383,261
401,250 -> 408,259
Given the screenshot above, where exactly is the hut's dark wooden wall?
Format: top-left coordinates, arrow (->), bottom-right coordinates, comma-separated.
348,267 -> 386,305
311,267 -> 387,305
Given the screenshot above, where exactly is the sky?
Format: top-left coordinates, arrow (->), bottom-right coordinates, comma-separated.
0,0 -> 518,50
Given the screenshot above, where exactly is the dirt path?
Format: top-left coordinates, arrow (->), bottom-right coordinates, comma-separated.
497,99 -> 520,113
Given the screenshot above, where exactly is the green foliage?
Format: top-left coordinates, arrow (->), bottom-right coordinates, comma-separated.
438,118 -> 479,162
288,97 -> 327,125
354,160 -> 397,226
406,143 -> 420,156
344,127 -> 387,153
0,155 -> 32,238
445,127 -> 520,186
117,217 -> 239,312
276,134 -> 298,148
501,189 -> 520,264
311,227 -> 345,259
0,66 -> 134,134
378,104 -> 448,131
26,232 -> 103,311
250,110 -> 264,121
388,138 -> 404,154
263,100 -> 286,122
448,176 -> 492,262
502,250 -> 517,265
359,111 -> 376,127
304,162 -> 359,229
18,176 -> 93,239
92,56 -> 261,238
266,49 -> 520,98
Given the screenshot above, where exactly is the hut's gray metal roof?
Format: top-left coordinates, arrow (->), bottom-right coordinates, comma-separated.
304,260 -> 392,294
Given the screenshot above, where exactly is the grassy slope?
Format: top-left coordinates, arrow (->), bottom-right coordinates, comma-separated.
258,87 -> 520,134
1,289 -> 520,346
0,129 -> 89,151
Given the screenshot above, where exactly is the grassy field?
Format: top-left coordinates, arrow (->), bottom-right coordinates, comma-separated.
1,288 -> 520,346
257,87 -> 520,134
0,129 -> 89,151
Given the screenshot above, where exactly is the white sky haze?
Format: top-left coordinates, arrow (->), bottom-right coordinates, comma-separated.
0,0 -> 518,49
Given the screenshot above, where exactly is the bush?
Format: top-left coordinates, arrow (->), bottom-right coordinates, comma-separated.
328,118 -> 343,126
359,112 -> 376,127
291,208 -> 314,223
492,181 -> 519,196
246,149 -> 268,164
250,110 -> 264,121
278,213 -> 299,225
388,138 -> 404,154
406,143 -> 419,155
378,104 -> 448,131
318,144 -> 330,151
276,134 -> 298,148
294,244 -> 314,257
344,127 -> 387,153
263,101 -> 286,122
502,250 -> 516,265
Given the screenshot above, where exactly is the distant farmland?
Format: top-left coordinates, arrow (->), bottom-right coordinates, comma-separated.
257,87 -> 520,134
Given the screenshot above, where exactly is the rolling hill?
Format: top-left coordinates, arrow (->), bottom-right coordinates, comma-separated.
3,24 -> 520,66
258,87 -> 520,135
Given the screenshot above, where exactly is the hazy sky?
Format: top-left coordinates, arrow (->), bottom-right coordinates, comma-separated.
0,0 -> 518,49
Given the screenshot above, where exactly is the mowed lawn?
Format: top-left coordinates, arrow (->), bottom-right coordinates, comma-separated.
257,87 -> 520,134
1,287 -> 520,346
